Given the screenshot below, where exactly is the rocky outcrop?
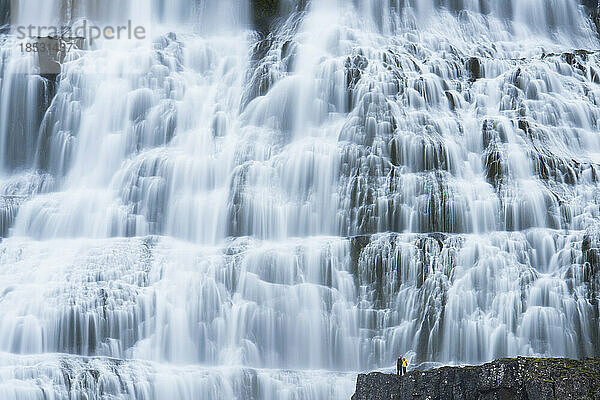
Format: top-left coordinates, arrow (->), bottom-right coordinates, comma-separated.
583,0 -> 600,38
251,0 -> 282,34
583,0 -> 599,10
250,0 -> 308,34
0,0 -> 9,32
352,358 -> 600,400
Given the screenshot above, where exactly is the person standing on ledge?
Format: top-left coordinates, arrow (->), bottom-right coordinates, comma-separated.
402,356 -> 408,376
397,356 -> 402,375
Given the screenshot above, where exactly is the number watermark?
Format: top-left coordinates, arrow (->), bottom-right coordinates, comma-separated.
18,39 -> 75,54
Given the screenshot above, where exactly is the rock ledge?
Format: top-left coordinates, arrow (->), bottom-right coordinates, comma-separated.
352,357 -> 600,400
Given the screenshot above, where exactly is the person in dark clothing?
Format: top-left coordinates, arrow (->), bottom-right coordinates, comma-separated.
397,356 -> 402,375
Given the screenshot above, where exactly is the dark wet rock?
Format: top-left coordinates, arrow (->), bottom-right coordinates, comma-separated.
345,53 -> 369,111
582,230 -> 600,297
583,231 -> 600,270
482,119 -> 508,148
466,57 -> 482,82
445,91 -> 459,111
0,0 -> 9,32
251,0 -> 280,33
352,232 -> 452,312
242,9 -> 304,108
345,54 -> 369,90
0,196 -> 22,237
352,357 -> 600,400
593,14 -> 600,40
252,35 -> 276,64
530,152 -> 590,185
484,147 -> 504,190
517,119 -> 530,135
350,235 -> 371,272
562,51 -> 589,75
581,230 -> 600,354
482,121 -> 509,192
584,1 -> 600,38
251,0 -> 308,34
243,35 -> 278,105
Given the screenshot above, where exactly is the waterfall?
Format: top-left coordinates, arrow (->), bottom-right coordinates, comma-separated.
0,0 -> 599,398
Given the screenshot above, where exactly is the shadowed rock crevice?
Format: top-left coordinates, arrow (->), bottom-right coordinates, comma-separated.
0,0 -> 8,32
251,0 -> 307,34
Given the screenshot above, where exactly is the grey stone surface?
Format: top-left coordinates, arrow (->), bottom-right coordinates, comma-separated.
352,358 -> 600,400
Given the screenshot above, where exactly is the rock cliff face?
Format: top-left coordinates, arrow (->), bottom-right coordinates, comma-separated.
0,0 -> 9,30
251,0 -> 280,33
352,358 -> 600,400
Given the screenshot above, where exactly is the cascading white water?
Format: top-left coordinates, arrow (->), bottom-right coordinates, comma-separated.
0,0 -> 599,398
